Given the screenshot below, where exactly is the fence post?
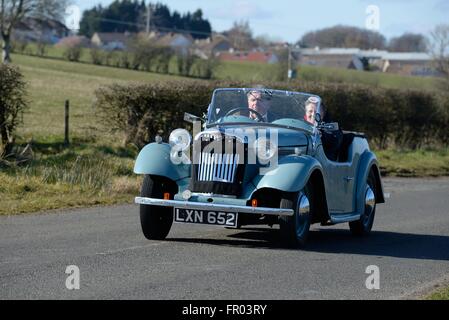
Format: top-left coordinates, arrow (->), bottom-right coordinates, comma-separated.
64,100 -> 70,146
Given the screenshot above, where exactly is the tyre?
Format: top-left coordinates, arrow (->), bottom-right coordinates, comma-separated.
140,175 -> 175,240
279,182 -> 313,248
349,170 -> 377,236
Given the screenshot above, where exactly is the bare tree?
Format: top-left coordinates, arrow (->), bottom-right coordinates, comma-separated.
224,20 -> 256,51
429,24 -> 449,80
0,0 -> 68,64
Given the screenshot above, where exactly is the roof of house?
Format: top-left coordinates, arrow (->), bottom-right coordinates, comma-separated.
195,35 -> 231,52
300,47 -> 362,55
56,36 -> 91,48
380,52 -> 432,61
153,32 -> 194,47
92,32 -> 134,44
300,47 -> 432,61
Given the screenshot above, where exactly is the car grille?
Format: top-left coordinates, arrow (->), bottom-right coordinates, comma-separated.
197,153 -> 240,183
190,134 -> 246,196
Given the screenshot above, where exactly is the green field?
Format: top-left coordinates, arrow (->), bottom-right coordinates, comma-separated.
1,53 -> 448,215
13,46 -> 446,92
215,60 -> 445,92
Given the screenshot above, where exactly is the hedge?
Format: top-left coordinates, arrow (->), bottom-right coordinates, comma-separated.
94,80 -> 449,150
0,64 -> 28,157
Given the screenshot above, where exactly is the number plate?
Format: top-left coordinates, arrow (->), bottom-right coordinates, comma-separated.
174,208 -> 238,228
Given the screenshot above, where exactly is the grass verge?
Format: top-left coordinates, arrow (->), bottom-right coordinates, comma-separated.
376,148 -> 449,177
425,285 -> 449,300
0,137 -> 142,216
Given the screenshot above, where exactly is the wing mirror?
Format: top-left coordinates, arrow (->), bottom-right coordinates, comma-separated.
318,122 -> 340,131
184,112 -> 204,124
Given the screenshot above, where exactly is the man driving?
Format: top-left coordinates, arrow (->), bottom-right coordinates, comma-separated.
247,90 -> 272,122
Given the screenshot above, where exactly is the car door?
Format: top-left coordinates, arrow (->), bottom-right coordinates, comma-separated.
314,142 -> 354,214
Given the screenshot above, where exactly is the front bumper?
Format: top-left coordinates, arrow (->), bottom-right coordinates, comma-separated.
135,197 -> 294,216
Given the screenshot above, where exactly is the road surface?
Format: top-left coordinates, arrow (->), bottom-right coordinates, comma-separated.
1,178 -> 449,300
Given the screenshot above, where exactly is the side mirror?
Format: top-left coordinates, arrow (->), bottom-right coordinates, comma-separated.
315,113 -> 322,124
184,112 -> 204,124
318,122 -> 340,132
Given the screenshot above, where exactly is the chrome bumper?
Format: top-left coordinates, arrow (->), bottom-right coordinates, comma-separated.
135,197 -> 294,216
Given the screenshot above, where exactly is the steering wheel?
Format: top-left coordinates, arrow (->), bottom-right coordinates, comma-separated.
224,107 -> 266,122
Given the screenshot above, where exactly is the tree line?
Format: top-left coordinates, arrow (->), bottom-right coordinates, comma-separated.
79,0 -> 212,39
297,25 -> 428,52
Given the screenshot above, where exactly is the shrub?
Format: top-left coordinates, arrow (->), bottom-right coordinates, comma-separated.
36,41 -> 48,57
177,53 -> 195,77
63,45 -> 83,62
0,64 -> 28,157
94,80 -> 449,150
11,41 -> 29,54
189,57 -> 220,79
90,47 -> 105,65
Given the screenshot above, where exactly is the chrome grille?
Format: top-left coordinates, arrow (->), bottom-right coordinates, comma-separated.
198,153 -> 240,183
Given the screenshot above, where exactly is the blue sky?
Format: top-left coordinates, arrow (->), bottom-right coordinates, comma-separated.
72,0 -> 449,42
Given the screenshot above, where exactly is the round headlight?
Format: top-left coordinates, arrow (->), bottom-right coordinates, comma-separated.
169,129 -> 191,151
254,137 -> 277,162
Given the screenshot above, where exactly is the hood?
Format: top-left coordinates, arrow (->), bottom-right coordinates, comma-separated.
198,125 -> 309,147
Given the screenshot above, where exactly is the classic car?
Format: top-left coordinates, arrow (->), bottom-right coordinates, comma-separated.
134,88 -> 385,247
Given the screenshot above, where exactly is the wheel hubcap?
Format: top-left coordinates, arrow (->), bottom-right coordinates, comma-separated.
363,186 -> 375,225
296,193 -> 310,237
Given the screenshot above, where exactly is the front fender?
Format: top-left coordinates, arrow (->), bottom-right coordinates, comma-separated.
133,143 -> 190,181
251,155 -> 323,193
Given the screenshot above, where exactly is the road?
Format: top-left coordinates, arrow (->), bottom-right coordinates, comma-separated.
1,178 -> 449,300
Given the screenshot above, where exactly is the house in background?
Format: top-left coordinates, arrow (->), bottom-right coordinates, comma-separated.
298,47 -> 370,70
56,36 -> 91,48
194,34 -> 232,59
374,52 -> 435,76
152,32 -> 194,55
91,32 -> 134,50
298,47 -> 435,76
13,17 -> 69,44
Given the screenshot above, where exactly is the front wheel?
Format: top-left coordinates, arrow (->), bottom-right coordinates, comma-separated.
349,170 -> 377,236
279,183 -> 313,248
140,175 -> 175,240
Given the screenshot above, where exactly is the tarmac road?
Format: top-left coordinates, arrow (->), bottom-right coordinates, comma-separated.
1,177 -> 449,300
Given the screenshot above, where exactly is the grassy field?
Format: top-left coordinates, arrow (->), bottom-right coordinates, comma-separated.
1,53 -> 448,215
13,46 -> 446,92
214,60 -> 446,92
12,54 -> 184,140
376,149 -> 449,177
426,285 -> 449,300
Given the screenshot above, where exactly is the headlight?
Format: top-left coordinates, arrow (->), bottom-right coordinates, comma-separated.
169,129 -> 191,151
254,137 -> 277,162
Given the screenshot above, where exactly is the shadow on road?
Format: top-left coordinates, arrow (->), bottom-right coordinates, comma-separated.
167,227 -> 449,261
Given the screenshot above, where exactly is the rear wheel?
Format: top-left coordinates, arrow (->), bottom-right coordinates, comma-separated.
279,182 -> 313,247
349,170 -> 377,236
140,175 -> 175,240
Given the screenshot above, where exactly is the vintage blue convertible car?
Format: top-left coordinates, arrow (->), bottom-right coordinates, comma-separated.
134,88 -> 385,247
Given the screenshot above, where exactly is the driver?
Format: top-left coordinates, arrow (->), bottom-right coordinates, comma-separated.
247,90 -> 273,122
